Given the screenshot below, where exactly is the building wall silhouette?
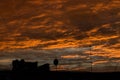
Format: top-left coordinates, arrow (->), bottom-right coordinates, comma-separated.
12,59 -> 50,72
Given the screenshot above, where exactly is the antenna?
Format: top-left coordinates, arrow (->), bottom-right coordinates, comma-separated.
89,45 -> 93,72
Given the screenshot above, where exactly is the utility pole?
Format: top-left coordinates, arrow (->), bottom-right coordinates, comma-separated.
90,45 -> 93,72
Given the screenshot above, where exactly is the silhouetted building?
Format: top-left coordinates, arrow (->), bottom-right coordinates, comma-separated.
12,59 -> 50,72
38,63 -> 50,72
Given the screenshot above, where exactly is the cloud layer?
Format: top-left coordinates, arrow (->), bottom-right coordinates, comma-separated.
0,0 -> 120,71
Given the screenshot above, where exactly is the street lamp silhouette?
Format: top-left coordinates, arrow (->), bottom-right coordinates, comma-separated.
53,58 -> 59,71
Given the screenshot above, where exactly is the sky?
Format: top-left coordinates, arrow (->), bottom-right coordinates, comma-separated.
0,0 -> 120,71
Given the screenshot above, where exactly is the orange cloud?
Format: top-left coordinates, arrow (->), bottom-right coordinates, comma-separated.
0,0 -> 119,71
91,0 -> 120,13
61,55 -> 80,59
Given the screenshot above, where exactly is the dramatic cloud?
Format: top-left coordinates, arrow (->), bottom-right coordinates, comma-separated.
0,0 -> 119,71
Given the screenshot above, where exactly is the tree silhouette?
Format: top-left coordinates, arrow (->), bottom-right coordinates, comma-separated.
53,58 -> 59,71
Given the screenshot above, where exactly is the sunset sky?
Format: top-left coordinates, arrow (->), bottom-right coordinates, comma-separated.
0,0 -> 120,71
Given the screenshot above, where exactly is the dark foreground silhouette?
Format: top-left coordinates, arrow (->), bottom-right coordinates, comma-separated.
12,59 -> 50,72
0,71 -> 120,80
0,59 -> 120,80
